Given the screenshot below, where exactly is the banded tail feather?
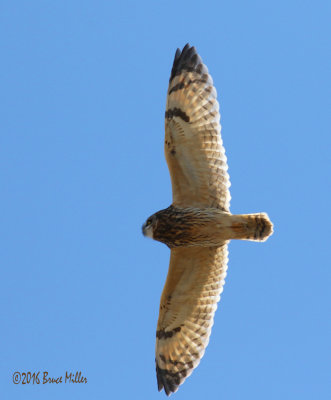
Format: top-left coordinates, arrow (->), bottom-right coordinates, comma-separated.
229,213 -> 273,242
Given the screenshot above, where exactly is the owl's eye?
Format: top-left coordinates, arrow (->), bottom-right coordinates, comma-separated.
146,218 -> 152,226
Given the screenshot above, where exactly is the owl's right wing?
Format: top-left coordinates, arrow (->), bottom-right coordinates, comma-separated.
155,244 -> 228,395
165,44 -> 231,211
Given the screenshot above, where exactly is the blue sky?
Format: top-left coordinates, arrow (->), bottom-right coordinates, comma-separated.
1,1 -> 330,399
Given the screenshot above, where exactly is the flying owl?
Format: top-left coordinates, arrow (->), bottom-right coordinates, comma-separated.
142,44 -> 273,396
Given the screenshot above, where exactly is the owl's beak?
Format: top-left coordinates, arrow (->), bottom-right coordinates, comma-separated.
142,222 -> 147,236
142,221 -> 154,239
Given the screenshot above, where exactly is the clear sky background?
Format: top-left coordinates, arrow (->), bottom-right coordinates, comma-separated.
1,1 -> 330,399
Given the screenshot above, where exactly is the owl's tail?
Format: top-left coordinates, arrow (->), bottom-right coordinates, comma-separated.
229,213 -> 273,242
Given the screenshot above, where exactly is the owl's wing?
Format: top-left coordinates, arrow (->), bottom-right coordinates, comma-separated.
155,244 -> 228,395
165,44 -> 231,211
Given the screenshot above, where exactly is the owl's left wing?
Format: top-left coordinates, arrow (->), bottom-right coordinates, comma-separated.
155,244 -> 228,395
164,44 -> 231,211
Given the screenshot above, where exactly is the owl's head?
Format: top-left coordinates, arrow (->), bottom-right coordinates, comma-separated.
142,207 -> 179,246
142,214 -> 157,239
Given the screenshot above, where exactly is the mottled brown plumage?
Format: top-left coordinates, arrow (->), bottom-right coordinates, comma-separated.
142,44 -> 273,396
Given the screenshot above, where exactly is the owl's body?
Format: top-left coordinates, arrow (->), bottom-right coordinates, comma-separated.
142,44 -> 273,396
146,205 -> 272,248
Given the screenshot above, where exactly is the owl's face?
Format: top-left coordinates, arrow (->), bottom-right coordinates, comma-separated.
142,214 -> 157,239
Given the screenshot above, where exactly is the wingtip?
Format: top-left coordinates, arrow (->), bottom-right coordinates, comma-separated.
169,43 -> 204,82
156,362 -> 179,396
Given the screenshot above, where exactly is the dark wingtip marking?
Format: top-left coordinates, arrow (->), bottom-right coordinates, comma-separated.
169,43 -> 206,82
168,76 -> 209,95
168,81 -> 185,95
156,357 -> 194,396
156,362 -> 180,396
